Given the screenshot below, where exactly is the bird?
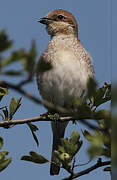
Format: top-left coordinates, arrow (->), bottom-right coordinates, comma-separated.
36,9 -> 94,175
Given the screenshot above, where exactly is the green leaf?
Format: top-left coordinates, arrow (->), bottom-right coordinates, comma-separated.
0,152 -> 5,163
105,83 -> 111,99
0,151 -> 8,156
9,98 -> 17,119
76,103 -> 92,117
0,87 -> 8,96
104,166 -> 111,172
0,87 -> 8,101
3,107 -> 9,120
0,158 -> 12,172
0,113 -> 4,120
30,151 -> 49,163
94,110 -> 110,120
58,146 -> 65,153
0,106 -> 8,110
102,148 -> 111,157
21,151 -> 49,164
27,122 -> 38,131
0,30 -> 12,52
27,123 -> 39,146
92,82 -> 111,108
21,156 -> 38,163
82,130 -> 94,142
0,136 -> 11,172
0,151 -> 9,163
88,145 -> 103,159
70,131 -> 80,144
47,114 -> 54,120
0,137 -> 3,149
82,128 -> 110,159
61,131 -> 82,159
53,150 -> 61,159
9,97 -> 22,120
3,70 -> 23,76
94,87 -> 106,107
61,138 -> 71,155
21,40 -> 37,73
87,78 -> 97,98
2,49 -> 25,67
74,97 -> 82,107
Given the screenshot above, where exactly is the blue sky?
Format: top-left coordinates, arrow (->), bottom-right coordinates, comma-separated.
0,0 -> 112,180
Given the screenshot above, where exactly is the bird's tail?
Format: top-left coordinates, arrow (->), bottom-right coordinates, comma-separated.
50,121 -> 68,175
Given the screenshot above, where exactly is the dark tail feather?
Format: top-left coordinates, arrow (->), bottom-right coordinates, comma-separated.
50,135 -> 62,175
50,121 -> 68,175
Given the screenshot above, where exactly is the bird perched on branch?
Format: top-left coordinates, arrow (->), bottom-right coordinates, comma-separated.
36,9 -> 93,175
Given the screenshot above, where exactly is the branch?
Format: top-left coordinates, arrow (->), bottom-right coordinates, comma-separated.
0,80 -> 109,131
63,159 -> 111,180
0,115 -> 107,132
18,77 -> 33,87
0,116 -> 77,128
18,71 -> 34,87
0,80 -> 42,104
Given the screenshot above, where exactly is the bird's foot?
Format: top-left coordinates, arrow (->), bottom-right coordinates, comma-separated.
53,113 -> 60,120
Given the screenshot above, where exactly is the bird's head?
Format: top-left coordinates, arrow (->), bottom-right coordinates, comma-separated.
38,9 -> 78,37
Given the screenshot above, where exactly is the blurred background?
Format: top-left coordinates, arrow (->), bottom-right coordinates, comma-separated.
0,0 -> 113,180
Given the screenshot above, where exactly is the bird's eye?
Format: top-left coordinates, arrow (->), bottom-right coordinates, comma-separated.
57,15 -> 65,20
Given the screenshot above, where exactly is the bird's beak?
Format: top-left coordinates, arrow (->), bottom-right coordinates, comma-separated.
37,17 -> 53,25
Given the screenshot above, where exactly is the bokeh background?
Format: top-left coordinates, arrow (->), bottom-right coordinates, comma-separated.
0,0 -> 113,180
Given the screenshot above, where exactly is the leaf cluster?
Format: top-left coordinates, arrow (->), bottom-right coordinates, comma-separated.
74,78 -> 111,115
0,30 -> 37,80
54,131 -> 82,171
0,97 -> 21,121
0,137 -> 11,172
21,131 -> 82,172
82,125 -> 111,160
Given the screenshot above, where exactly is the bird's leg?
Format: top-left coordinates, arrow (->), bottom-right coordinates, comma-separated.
53,113 -> 60,128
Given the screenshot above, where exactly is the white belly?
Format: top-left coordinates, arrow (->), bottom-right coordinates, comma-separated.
37,50 -> 88,108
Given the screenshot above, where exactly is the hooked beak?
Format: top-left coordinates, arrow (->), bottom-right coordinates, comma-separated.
37,17 -> 54,25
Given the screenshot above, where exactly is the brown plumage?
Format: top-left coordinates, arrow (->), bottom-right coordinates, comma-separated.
36,9 -> 93,175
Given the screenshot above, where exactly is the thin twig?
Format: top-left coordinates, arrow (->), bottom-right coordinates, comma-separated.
0,80 -> 42,104
72,157 -> 76,171
18,78 -> 33,87
74,159 -> 92,167
68,157 -> 76,179
0,80 -> 69,113
63,159 -> 111,180
18,72 -> 34,86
